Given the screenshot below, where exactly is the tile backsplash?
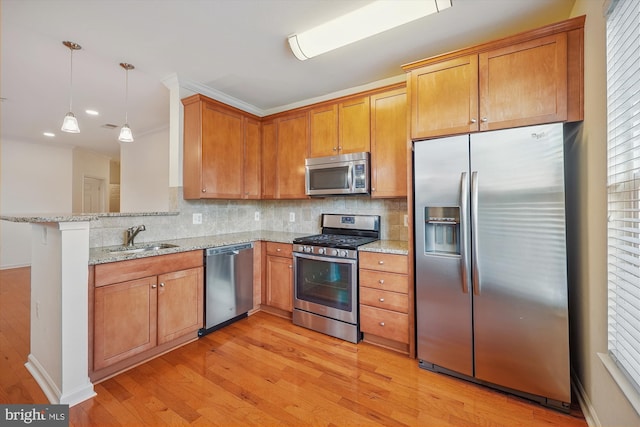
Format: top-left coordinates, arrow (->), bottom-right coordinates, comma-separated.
89,187 -> 408,248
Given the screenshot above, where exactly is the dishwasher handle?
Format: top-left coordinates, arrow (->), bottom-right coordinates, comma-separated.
205,242 -> 253,256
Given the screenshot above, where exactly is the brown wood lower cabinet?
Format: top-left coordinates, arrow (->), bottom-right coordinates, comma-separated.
262,242 -> 293,316
359,252 -> 410,354
91,251 -> 203,381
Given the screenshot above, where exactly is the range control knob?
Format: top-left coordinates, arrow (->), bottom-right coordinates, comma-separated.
304,246 -> 312,253
330,249 -> 339,256
317,248 -> 325,255
340,250 -> 348,257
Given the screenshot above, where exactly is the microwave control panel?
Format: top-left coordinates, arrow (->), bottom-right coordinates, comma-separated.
354,164 -> 366,189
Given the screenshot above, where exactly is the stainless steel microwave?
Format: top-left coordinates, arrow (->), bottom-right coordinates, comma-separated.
305,152 -> 370,196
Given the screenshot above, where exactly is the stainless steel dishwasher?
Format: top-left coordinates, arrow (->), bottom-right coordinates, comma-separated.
199,242 -> 254,336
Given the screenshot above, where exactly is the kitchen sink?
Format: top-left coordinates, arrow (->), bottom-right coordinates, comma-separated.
108,243 -> 179,254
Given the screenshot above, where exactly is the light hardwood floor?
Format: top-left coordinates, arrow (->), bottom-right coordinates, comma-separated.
1,267 -> 587,426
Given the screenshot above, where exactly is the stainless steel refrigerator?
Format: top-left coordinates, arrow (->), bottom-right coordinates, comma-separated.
414,123 -> 571,410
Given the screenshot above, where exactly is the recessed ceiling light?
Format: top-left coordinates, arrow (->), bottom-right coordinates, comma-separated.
43,132 -> 55,137
85,109 -> 99,116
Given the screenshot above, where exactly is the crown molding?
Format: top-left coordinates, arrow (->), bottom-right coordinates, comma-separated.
163,73 -> 407,118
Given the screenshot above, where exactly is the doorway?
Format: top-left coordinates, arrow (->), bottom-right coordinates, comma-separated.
83,176 -> 105,212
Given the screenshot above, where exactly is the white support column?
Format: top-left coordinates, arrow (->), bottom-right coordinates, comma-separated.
25,221 -> 95,406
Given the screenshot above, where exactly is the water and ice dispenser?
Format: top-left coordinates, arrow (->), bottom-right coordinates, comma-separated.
424,207 -> 460,255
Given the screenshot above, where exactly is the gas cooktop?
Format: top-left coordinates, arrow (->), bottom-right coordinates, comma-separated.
293,234 -> 378,250
293,214 -> 380,257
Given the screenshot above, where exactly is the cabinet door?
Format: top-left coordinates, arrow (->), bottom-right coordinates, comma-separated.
157,267 -> 204,344
201,103 -> 244,198
310,104 -> 339,157
370,88 -> 408,198
261,120 -> 277,199
277,112 -> 309,199
94,277 -> 157,370
339,96 -> 370,154
266,255 -> 293,312
479,33 -> 568,131
409,55 -> 479,139
244,117 -> 261,199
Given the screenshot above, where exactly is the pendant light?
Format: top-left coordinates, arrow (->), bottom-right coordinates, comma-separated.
118,62 -> 135,143
61,41 -> 81,133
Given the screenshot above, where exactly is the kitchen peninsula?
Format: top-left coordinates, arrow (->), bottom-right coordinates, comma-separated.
1,211 -> 407,406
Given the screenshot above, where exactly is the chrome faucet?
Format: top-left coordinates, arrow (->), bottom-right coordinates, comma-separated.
125,225 -> 146,246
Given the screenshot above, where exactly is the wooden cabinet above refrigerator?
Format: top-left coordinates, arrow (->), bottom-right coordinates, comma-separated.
403,15 -> 584,140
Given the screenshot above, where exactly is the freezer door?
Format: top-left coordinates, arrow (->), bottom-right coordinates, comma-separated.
470,123 -> 570,403
414,135 -> 473,376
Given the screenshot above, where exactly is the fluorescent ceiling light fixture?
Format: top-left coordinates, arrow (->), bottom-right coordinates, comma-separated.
43,132 -> 55,137
288,0 -> 452,60
85,109 -> 99,116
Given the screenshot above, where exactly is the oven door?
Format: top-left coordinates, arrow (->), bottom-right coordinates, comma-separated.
293,252 -> 358,324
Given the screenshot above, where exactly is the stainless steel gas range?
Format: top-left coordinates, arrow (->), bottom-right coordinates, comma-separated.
292,214 -> 380,343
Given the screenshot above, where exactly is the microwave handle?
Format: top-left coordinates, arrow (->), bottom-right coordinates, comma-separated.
347,163 -> 354,191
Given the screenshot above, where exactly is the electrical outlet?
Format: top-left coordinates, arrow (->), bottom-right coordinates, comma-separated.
254,211 -> 260,221
404,214 -> 408,227
289,212 -> 296,222
193,213 -> 203,224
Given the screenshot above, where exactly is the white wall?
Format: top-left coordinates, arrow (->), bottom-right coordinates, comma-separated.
568,1 -> 640,425
119,127 -> 169,212
71,148 -> 112,212
0,139 -> 73,268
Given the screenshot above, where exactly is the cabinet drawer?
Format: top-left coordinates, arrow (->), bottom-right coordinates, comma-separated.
359,269 -> 408,293
266,242 -> 292,257
360,305 -> 409,343
360,287 -> 408,313
359,252 -> 408,274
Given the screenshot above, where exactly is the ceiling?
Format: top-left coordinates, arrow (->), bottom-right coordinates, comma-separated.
1,0 -> 576,159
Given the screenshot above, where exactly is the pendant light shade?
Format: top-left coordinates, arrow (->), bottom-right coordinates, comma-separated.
118,62 -> 135,143
61,41 -> 81,133
118,124 -> 134,143
61,112 -> 80,133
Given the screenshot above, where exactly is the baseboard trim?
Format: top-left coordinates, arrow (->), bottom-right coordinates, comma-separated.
26,353 -> 96,407
571,369 -> 601,427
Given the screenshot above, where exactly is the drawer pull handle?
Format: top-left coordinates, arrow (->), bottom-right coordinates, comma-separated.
289,265 -> 292,269
379,322 -> 385,327
151,284 -> 157,289
160,283 -> 165,287
379,298 -> 385,302
277,248 -> 281,252
378,260 -> 384,265
379,279 -> 385,284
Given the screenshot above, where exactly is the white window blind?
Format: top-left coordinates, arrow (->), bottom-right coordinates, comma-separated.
607,0 -> 640,394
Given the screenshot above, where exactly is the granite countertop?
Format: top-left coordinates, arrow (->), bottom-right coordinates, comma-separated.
1,211 -> 179,223
90,231 -> 408,265
89,231 -> 305,265
359,240 -> 409,255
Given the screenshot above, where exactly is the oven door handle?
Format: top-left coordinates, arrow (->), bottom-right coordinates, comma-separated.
293,252 -> 358,266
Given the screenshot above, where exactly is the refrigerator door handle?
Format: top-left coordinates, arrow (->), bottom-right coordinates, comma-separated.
471,171 -> 481,295
460,172 -> 470,294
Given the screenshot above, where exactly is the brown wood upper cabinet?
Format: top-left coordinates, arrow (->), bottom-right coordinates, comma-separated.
404,16 -> 584,140
261,111 -> 309,200
182,94 -> 261,199
309,96 -> 370,157
370,88 -> 407,198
